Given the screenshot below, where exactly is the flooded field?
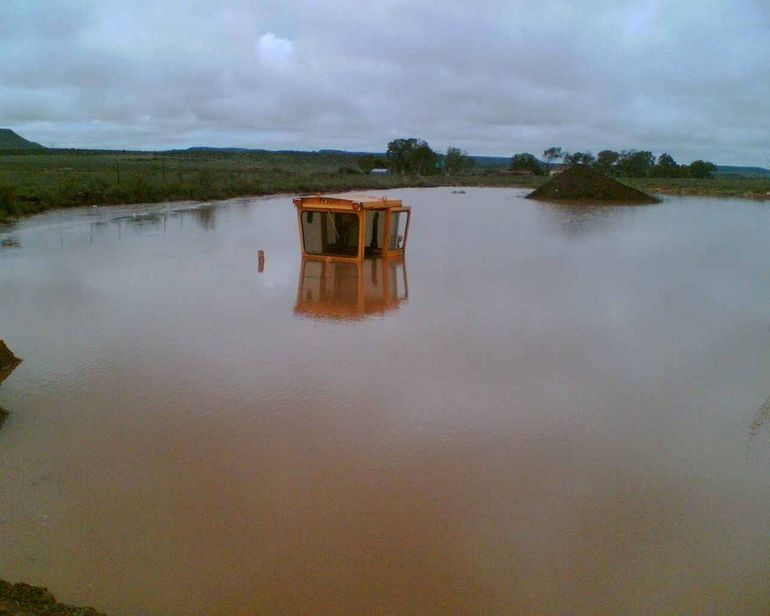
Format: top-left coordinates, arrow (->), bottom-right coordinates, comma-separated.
1,188 -> 769,614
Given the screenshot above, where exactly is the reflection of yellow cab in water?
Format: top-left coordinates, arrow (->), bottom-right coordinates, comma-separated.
292,194 -> 411,262
295,258 -> 409,320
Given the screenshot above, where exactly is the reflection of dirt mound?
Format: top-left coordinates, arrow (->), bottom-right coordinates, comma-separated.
750,396 -> 770,439
0,579 -> 106,615
526,166 -> 659,203
0,340 -> 20,432
0,340 -> 21,386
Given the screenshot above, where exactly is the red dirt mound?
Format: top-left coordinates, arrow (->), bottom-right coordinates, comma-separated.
526,166 -> 659,203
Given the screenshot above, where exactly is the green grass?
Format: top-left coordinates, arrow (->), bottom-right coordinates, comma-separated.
624,176 -> 770,199
1,150 -> 768,223
0,149 -> 541,222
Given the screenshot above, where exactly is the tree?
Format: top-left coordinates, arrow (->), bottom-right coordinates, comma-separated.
543,146 -> 563,174
616,150 -> 655,177
386,138 -> 415,174
564,151 -> 595,167
688,160 -> 717,179
411,142 -> 439,175
357,155 -> 387,174
657,153 -> 677,169
510,153 -> 544,175
445,147 -> 473,174
386,138 -> 439,175
650,153 -> 681,178
595,150 -> 620,175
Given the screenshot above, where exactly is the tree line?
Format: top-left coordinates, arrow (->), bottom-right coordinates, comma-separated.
344,139 -> 473,175
374,138 -> 473,175
512,147 -> 718,179
360,138 -> 719,180
352,139 -> 472,175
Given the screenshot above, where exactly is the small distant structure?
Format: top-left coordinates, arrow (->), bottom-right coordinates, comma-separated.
526,166 -> 659,204
370,168 -> 389,175
548,164 -> 568,176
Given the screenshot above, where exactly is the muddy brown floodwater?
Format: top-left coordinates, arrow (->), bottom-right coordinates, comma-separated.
1,188 -> 769,615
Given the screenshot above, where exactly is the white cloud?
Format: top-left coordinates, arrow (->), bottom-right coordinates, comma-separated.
256,33 -> 294,68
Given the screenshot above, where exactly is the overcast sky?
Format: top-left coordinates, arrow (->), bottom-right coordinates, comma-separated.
2,0 -> 768,164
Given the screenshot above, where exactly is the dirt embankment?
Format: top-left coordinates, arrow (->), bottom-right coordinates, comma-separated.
526,166 -> 659,203
0,580 -> 106,616
0,340 -> 21,426
0,340 -> 21,386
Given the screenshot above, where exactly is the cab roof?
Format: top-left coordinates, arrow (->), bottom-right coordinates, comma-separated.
293,194 -> 403,209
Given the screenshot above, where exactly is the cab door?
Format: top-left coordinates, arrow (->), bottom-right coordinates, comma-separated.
386,208 -> 411,257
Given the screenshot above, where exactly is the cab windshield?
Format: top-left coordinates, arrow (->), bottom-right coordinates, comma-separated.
302,210 -> 360,257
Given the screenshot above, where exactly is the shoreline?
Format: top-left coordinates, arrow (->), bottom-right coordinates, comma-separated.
2,175 -> 770,226
0,176 -> 538,225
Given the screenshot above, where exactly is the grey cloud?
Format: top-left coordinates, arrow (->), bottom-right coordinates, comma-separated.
0,0 -> 768,163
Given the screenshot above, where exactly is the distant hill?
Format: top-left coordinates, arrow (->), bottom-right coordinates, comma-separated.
318,149 -> 379,156
0,129 -> 45,150
325,151 -> 514,167
715,165 -> 770,178
186,146 -> 256,153
185,147 -> 384,157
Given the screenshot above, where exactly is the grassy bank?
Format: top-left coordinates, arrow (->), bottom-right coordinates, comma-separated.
0,149 -> 542,222
624,176 -> 770,200
2,150 -> 769,223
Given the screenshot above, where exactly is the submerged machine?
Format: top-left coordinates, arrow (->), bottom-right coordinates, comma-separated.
292,194 -> 411,262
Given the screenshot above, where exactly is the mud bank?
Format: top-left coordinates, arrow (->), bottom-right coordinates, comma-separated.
527,166 -> 659,203
0,580 -> 106,616
0,340 -> 21,387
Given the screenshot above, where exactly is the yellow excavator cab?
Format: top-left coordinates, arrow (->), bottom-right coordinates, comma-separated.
293,194 -> 411,262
